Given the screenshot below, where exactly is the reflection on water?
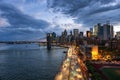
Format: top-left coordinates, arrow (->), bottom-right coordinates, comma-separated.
0,44 -> 66,80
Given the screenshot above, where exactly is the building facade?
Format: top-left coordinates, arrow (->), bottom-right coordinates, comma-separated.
116,31 -> 120,39
93,23 -> 114,40
73,29 -> 79,39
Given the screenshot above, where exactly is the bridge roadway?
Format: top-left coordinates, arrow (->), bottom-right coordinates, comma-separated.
0,41 -> 70,48
0,41 -> 47,44
55,46 -> 88,80
0,41 -> 59,45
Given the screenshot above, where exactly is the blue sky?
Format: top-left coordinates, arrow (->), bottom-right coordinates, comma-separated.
0,0 -> 120,40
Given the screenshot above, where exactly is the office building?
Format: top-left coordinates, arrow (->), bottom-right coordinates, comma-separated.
116,31 -> 120,39
93,22 -> 114,40
79,32 -> 84,38
73,29 -> 79,39
86,31 -> 91,38
90,28 -> 93,35
93,23 -> 100,37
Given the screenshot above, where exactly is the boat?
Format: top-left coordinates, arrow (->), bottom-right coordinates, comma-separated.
63,51 -> 67,53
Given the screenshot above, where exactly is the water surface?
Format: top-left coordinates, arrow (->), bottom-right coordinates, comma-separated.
0,44 -> 66,80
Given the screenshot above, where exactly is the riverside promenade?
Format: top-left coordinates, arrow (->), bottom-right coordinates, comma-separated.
55,46 -> 88,80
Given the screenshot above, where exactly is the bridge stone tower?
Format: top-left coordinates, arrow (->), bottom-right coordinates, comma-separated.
47,33 -> 52,50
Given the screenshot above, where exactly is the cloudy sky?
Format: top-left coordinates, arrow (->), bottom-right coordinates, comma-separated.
0,0 -> 120,41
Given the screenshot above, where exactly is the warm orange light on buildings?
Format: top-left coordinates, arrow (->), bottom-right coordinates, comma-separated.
86,31 -> 91,38
88,32 -> 91,38
92,46 -> 98,60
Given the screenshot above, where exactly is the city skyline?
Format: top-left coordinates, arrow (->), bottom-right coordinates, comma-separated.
0,0 -> 120,41
0,1 -> 120,80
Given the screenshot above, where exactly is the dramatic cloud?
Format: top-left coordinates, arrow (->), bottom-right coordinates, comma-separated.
0,3 -> 50,28
47,0 -> 120,27
0,3 -> 50,41
0,0 -> 120,41
0,17 -> 10,27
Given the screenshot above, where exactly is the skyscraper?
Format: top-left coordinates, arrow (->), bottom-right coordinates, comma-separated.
60,29 -> 68,44
103,24 -> 113,40
90,28 -> 93,35
73,29 -> 79,39
86,31 -> 91,38
79,32 -> 83,38
64,29 -> 67,37
98,24 -> 104,40
116,31 -> 120,39
93,23 -> 100,37
93,22 -> 114,40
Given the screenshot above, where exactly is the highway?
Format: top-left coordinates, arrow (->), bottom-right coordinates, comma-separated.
55,46 -> 88,80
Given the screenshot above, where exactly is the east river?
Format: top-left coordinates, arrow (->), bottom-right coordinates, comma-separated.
0,44 -> 67,80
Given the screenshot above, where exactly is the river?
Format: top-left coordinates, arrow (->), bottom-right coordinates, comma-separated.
0,44 -> 67,80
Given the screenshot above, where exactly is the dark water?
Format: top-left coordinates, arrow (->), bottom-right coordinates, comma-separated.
0,44 -> 66,80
